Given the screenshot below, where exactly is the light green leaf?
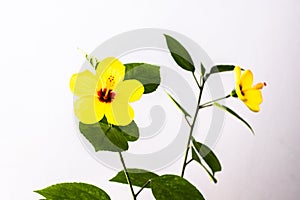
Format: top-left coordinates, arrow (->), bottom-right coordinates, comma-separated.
213,102 -> 254,134
124,63 -> 160,94
150,175 -> 205,200
166,92 -> 191,117
110,169 -> 159,188
209,65 -> 235,75
77,48 -> 98,69
191,147 -> 217,183
35,182 -> 110,200
192,138 -> 222,175
164,34 -> 195,72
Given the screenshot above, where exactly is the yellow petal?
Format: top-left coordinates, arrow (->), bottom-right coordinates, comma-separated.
114,80 -> 144,102
234,66 -> 241,84
244,89 -> 263,112
245,103 -> 260,112
244,89 -> 263,104
96,57 -> 125,90
105,103 -> 134,126
234,66 -> 246,100
103,80 -> 143,125
74,96 -> 106,124
240,70 -> 253,90
70,70 -> 98,96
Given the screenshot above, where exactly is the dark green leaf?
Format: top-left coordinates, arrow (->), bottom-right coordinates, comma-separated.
166,92 -> 191,117
79,121 -> 129,152
124,63 -> 160,94
164,34 -> 195,72
116,120 -> 139,142
191,146 -> 201,163
35,182 -> 110,200
191,147 -> 217,183
150,175 -> 205,200
209,65 -> 235,75
200,63 -> 206,76
110,168 -> 159,188
213,102 -> 254,134
192,138 -> 222,175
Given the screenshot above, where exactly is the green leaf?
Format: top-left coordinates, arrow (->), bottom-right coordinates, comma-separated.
166,92 -> 191,117
35,182 -> 110,200
192,138 -> 222,175
209,65 -> 235,75
77,48 -> 98,69
79,121 -> 129,152
191,146 -> 201,163
150,175 -> 205,200
124,63 -> 160,94
200,63 -> 206,76
110,168 -> 159,188
191,147 -> 218,183
213,102 -> 254,134
164,34 -> 195,72
117,120 -> 139,142
90,57 -> 96,68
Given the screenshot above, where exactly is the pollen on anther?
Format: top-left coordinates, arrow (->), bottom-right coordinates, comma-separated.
263,82 -> 267,86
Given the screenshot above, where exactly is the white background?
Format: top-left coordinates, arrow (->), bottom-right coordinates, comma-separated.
1,0 -> 299,199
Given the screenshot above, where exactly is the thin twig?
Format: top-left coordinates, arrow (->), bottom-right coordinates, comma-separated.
186,158 -> 193,165
199,94 -> 230,108
199,104 -> 213,109
135,180 -> 151,197
192,73 -> 201,89
184,116 -> 192,127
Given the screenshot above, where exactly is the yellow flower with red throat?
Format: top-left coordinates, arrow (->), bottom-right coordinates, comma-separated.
233,66 -> 266,112
70,57 -> 144,125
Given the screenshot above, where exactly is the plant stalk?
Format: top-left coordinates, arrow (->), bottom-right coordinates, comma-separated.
181,83 -> 204,177
118,152 -> 136,200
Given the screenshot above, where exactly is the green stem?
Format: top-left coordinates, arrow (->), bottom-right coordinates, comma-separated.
118,152 -> 136,200
184,116 -> 192,127
135,180 -> 151,197
186,158 -> 193,165
199,94 -> 230,109
199,104 -> 213,109
181,84 -> 204,177
192,73 -> 201,89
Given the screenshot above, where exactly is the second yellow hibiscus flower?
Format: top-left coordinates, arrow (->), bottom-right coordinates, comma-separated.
233,66 -> 266,112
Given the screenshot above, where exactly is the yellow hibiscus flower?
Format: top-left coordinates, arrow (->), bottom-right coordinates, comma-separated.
70,57 -> 144,125
233,66 -> 266,112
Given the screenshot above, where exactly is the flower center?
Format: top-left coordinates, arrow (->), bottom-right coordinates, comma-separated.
97,88 -> 115,103
239,85 -> 245,96
97,75 -> 116,103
